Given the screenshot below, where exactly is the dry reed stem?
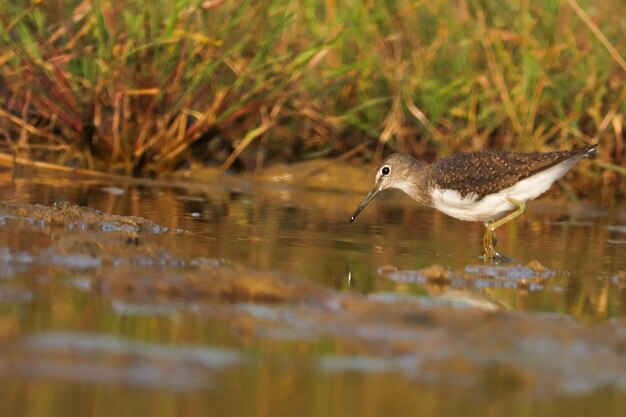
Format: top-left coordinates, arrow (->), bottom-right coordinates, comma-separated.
566,0 -> 626,73
0,109 -> 62,143
218,100 -> 284,174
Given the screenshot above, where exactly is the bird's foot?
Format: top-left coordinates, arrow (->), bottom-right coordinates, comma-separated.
479,251 -> 515,264
481,227 -> 514,263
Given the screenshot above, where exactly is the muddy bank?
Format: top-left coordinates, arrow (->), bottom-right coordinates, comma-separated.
0,201 -> 625,397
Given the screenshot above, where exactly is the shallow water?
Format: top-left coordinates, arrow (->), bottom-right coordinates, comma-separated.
1,166 -> 626,416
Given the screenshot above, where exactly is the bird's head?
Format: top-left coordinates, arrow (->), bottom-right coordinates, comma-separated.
350,153 -> 422,222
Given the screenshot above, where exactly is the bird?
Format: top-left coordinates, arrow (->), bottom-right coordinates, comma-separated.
350,144 -> 597,260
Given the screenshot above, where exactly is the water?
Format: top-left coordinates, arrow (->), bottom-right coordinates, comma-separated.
0,167 -> 626,416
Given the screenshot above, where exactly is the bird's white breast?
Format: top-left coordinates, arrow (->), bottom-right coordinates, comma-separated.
430,158 -> 579,223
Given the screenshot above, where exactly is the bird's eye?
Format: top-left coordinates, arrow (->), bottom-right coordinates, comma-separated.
381,166 -> 391,176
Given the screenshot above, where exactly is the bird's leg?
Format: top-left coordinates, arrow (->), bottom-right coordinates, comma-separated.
482,197 -> 526,260
491,197 -> 527,229
482,225 -> 497,259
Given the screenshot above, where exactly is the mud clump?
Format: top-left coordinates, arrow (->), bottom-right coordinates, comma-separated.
0,202 -> 167,233
0,202 -> 183,269
419,264 -> 451,283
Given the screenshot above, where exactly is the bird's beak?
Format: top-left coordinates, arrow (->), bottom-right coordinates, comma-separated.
350,182 -> 382,222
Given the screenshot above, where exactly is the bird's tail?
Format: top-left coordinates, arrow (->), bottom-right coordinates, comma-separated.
581,144 -> 598,159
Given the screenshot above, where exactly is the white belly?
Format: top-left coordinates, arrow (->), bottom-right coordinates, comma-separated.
430,158 -> 579,222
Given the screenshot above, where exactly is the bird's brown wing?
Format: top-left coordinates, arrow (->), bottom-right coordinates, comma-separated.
429,145 -> 596,199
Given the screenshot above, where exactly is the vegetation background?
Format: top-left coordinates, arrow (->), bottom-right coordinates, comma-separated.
1,0 -> 624,199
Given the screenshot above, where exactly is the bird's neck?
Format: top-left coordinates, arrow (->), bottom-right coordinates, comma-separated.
396,164 -> 433,206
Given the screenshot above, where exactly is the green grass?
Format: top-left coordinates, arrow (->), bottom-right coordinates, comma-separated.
0,0 -> 624,197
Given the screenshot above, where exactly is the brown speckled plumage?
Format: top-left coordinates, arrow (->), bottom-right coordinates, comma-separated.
427,145 -> 597,199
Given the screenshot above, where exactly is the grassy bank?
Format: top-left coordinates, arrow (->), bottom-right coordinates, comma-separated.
0,0 -> 624,197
